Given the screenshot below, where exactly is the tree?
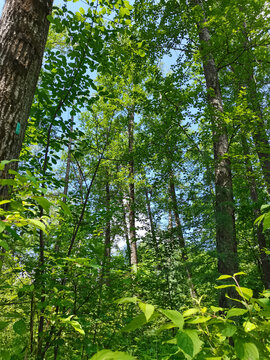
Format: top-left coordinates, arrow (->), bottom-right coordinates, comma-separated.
0,0 -> 53,198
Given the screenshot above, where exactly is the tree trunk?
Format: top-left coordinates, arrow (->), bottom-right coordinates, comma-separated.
169,170 -> 197,300
0,0 -> 53,198
192,0 -> 238,306
101,180 -> 111,286
128,110 -> 138,268
241,134 -> 270,288
145,187 -> 159,256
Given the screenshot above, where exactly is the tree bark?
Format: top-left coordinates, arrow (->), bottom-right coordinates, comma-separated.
128,110 -> 138,268
192,0 -> 238,305
0,0 -> 53,198
145,187 -> 159,256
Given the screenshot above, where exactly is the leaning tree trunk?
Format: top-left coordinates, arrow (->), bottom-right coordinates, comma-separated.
191,0 -> 238,306
0,0 -> 53,198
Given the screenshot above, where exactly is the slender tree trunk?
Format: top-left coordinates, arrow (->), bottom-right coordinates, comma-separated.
145,187 -> 159,256
240,134 -> 270,288
122,197 -> 131,266
0,0 -> 53,199
169,170 -> 197,299
128,110 -> 138,268
101,180 -> 111,286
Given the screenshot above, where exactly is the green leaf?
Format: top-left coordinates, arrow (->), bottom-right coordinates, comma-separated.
226,308 -> 248,318
215,284 -> 235,289
183,308 -> 199,317
47,14 -> 54,23
122,313 -> 146,332
177,329 -> 203,358
116,297 -> 137,304
0,321 -> 9,331
186,316 -> 211,324
33,196 -> 52,213
13,319 -> 27,335
138,302 -> 155,322
90,350 -> 136,360
79,7 -> 85,14
0,159 -> 18,171
261,204 -> 270,211
221,323 -> 237,337
217,275 -> 232,280
235,287 -> 253,300
233,272 -> 247,277
28,219 -> 46,232
0,240 -> 9,251
119,7 -> 130,17
235,339 -> 259,360
58,200 -> 72,217
0,221 -> 6,233
243,321 -> 256,332
0,200 -> 10,206
160,309 -> 184,329
70,320 -> 85,335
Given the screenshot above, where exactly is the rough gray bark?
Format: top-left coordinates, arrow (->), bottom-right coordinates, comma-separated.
101,180 -> 111,286
128,110 -> 138,268
0,0 -> 53,198
192,0 -> 238,305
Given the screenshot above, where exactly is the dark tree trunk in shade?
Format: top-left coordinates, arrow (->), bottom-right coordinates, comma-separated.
0,0 -> 53,199
122,197 -> 131,266
191,0 -> 238,306
101,180 -> 111,286
169,170 -> 197,300
241,134 -> 270,288
128,110 -> 138,268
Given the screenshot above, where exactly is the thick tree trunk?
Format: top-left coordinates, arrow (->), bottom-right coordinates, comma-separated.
128,110 -> 138,268
122,197 -> 131,266
192,0 -> 238,305
0,0 -> 53,198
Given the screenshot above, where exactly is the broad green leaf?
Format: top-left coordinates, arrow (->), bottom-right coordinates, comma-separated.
160,309 -> 184,329
28,219 -> 46,232
0,321 -> 9,331
211,306 -> 223,312
226,308 -> 248,318
261,204 -> 270,211
138,302 -> 155,322
243,321 -> 256,332
183,308 -> 199,317
177,329 -> 203,358
119,7 -> 130,17
217,275 -> 232,280
235,287 -> 253,300
263,212 -> 270,230
158,322 -> 177,332
33,196 -> 52,213
235,339 -> 259,360
0,221 -> 6,233
79,7 -> 85,14
122,313 -> 146,332
90,349 -> 136,360
13,319 -> 27,335
221,324 -> 237,337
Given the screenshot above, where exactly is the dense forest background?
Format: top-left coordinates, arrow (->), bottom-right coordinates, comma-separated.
1,0 -> 270,359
